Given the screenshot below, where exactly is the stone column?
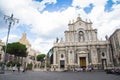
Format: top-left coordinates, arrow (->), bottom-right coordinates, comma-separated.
86,53 -> 89,69
106,43 -> 111,67
53,48 -> 56,65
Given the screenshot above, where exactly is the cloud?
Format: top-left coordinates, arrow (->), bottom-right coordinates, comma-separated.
72,0 -> 107,8
87,1 -> 120,39
0,12 -> 7,30
2,34 -> 20,43
72,0 -> 120,39
32,0 -> 57,11
113,0 -> 120,3
0,0 -> 59,54
30,37 -> 54,54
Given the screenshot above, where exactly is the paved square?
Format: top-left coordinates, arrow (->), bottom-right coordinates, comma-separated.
0,71 -> 120,80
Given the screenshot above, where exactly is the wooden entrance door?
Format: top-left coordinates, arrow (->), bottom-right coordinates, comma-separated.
60,60 -> 65,68
102,59 -> 107,69
80,57 -> 86,67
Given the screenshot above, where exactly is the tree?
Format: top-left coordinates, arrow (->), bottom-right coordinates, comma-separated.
2,42 -> 28,57
27,63 -> 33,70
37,54 -> 46,62
6,61 -> 16,67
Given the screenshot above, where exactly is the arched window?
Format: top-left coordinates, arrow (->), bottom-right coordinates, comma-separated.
79,31 -> 84,42
102,52 -> 105,57
70,51 -> 72,54
61,54 -> 64,58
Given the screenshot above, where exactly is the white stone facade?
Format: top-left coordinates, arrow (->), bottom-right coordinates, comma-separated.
19,32 -> 41,69
0,40 -> 5,62
52,17 -> 113,70
109,29 -> 120,67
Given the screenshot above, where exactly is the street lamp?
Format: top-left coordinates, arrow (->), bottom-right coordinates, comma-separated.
44,56 -> 47,71
2,14 -> 19,72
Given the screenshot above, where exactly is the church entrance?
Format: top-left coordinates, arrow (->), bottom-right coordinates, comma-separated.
60,60 -> 65,68
79,57 -> 86,68
102,59 -> 107,69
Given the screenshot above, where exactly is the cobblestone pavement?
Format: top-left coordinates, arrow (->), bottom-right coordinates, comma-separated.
0,71 -> 120,80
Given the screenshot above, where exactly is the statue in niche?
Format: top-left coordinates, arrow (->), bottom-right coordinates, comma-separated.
79,31 -> 84,42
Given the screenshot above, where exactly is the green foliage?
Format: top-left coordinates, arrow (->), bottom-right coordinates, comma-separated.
37,54 -> 46,62
0,62 -> 4,67
6,61 -> 15,67
6,61 -> 21,67
6,61 -> 12,67
2,42 -> 28,57
40,65 -> 44,68
27,63 -> 33,70
16,62 -> 21,67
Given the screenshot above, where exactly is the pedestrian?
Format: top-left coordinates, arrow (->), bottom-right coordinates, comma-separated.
12,66 -> 16,72
22,68 -> 25,72
17,66 -> 20,72
17,62 -> 21,72
22,67 -> 26,72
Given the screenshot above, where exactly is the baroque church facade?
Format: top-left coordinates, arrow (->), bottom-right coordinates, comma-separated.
19,32 -> 41,69
52,16 -> 113,70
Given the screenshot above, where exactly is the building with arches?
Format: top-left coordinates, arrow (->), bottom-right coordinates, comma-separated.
19,32 -> 41,69
52,16 -> 113,71
109,29 -> 120,67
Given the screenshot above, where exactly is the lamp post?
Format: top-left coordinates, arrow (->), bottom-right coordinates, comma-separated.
2,14 -> 19,72
44,56 -> 47,71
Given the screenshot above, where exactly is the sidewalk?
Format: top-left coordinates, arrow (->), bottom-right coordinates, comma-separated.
33,68 -> 45,71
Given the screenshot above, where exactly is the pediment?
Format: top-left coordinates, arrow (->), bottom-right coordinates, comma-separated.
78,51 -> 87,54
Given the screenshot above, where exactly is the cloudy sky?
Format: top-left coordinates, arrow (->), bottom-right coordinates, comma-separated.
0,0 -> 120,54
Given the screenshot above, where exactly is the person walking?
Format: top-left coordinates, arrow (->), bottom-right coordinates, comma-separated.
12,66 -> 16,72
22,67 -> 26,72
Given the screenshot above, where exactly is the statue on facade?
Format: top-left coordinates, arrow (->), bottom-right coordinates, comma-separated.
60,38 -> 63,43
56,37 -> 59,43
105,35 -> 108,40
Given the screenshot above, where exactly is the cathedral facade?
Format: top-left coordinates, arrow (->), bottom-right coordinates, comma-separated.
52,16 -> 113,71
